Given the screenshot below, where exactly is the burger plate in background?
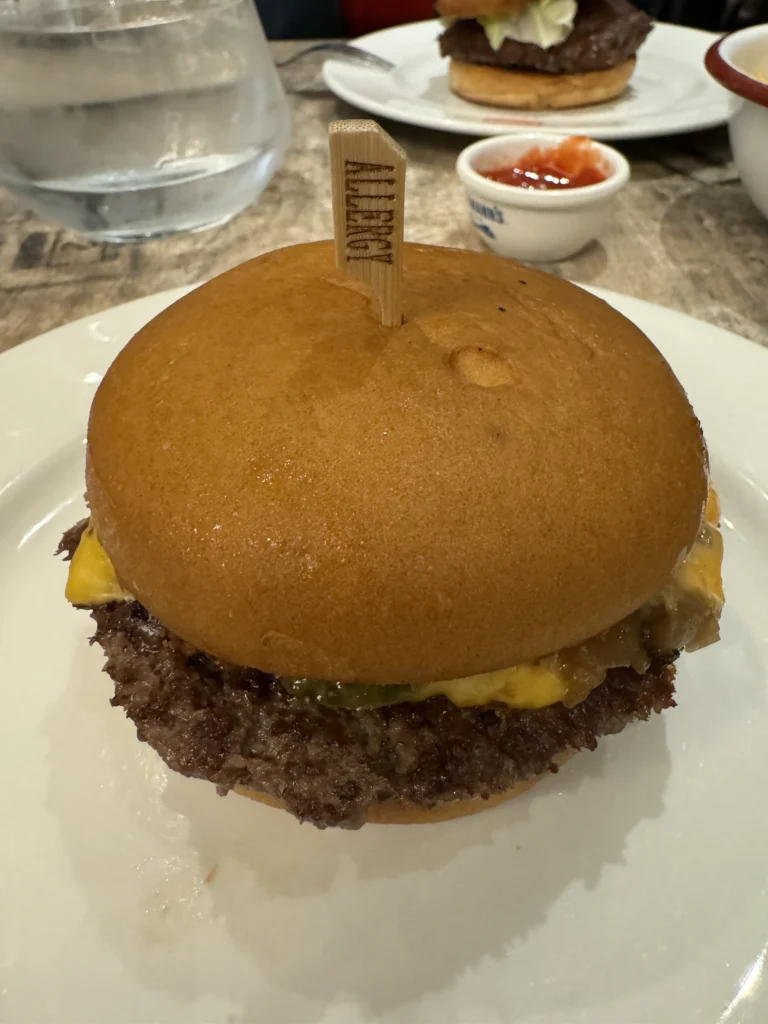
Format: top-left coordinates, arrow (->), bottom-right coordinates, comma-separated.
438,0 -> 654,109
322,15 -> 736,139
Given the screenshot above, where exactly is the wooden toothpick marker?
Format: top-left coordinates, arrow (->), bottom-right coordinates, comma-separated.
329,119 -> 406,327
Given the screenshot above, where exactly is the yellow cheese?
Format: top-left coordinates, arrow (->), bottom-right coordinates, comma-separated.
65,525 -> 131,604
674,525 -> 724,610
422,663 -> 567,709
65,488 -> 724,710
675,490 -> 724,610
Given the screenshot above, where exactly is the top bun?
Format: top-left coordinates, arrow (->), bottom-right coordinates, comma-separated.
437,0 -> 532,19
87,242 -> 707,685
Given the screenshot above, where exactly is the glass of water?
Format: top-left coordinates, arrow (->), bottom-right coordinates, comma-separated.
0,0 -> 291,241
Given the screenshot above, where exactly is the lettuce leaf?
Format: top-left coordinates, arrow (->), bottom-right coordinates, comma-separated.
478,0 -> 577,52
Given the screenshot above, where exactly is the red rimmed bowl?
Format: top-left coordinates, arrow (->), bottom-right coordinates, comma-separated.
706,24 -> 768,221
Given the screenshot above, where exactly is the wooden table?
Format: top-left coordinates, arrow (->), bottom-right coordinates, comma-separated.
1,41 -> 767,354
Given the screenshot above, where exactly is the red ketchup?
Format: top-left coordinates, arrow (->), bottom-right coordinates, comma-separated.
480,136 -> 610,191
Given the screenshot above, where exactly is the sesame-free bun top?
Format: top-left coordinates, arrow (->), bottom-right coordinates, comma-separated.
87,241 -> 707,685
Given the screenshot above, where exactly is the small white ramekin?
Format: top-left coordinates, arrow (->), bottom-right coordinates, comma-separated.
456,133 -> 630,262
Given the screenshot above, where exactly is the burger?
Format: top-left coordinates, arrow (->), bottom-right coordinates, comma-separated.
59,241 -> 723,829
438,0 -> 654,110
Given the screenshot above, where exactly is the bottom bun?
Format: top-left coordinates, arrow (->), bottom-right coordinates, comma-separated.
235,750 -> 575,825
448,57 -> 636,110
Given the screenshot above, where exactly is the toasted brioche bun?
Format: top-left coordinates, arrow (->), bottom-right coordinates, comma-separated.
234,752 -> 575,824
448,57 -> 636,109
437,0 -> 531,18
87,241 -> 706,685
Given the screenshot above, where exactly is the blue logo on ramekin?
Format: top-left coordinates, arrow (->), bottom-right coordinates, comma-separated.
472,221 -> 496,239
469,196 -> 504,224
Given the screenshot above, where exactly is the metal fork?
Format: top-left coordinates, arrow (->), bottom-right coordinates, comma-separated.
276,42 -> 395,73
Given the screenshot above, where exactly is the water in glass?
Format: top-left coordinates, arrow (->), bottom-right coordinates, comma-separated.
0,0 -> 291,241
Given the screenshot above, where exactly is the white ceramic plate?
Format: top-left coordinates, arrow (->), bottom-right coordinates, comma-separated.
1,285 -> 767,1024
323,20 -> 737,140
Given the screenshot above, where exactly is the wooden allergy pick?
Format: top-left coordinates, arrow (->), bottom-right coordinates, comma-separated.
329,119 -> 406,327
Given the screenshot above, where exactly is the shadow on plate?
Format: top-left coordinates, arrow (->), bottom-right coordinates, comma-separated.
46,637 -> 671,1021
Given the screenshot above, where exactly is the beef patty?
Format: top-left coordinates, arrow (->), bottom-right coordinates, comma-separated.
439,0 -> 654,75
60,522 -> 676,829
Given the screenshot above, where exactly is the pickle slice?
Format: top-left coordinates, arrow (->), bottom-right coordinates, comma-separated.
279,678 -> 418,709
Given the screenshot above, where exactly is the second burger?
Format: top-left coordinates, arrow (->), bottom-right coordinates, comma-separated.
439,0 -> 654,109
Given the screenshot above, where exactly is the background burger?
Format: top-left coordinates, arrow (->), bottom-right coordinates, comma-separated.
438,0 -> 654,109
59,241 -> 723,829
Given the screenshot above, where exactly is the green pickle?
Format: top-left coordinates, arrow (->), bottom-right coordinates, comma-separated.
278,540 -> 721,712
280,677 -> 418,710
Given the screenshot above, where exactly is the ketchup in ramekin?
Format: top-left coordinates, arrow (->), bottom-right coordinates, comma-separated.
479,136 -> 610,191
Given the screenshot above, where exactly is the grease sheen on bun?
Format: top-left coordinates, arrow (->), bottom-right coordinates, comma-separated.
86,241 -> 707,685
448,57 -> 636,109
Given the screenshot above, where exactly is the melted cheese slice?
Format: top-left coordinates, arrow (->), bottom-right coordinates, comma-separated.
422,663 -> 568,709
676,489 -> 724,610
65,525 -> 131,604
65,490 -> 724,710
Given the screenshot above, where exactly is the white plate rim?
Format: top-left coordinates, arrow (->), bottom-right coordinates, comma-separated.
2,280 -> 767,488
2,279 -> 767,580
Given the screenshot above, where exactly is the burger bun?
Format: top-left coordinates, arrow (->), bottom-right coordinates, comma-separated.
448,57 -> 637,110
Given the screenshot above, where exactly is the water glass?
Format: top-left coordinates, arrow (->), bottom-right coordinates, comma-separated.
0,0 -> 291,241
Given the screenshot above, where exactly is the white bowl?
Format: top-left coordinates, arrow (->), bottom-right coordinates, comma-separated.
706,24 -> 768,223
456,133 -> 630,262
